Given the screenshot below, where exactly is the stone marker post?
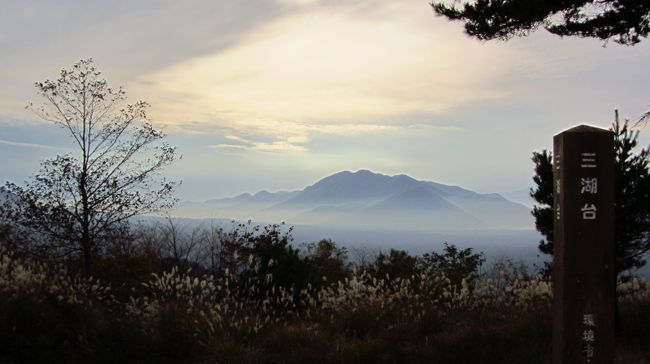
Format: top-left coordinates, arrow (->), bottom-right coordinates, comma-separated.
553,125 -> 616,363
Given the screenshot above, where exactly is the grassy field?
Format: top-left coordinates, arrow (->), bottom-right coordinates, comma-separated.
0,246 -> 648,364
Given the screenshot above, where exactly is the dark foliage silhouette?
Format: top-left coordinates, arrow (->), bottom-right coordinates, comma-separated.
431,0 -> 650,45
530,119 -> 650,273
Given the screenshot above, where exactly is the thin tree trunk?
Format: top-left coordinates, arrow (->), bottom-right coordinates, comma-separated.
79,165 -> 93,275
81,230 -> 92,275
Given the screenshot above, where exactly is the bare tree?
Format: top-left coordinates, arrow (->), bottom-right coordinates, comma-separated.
196,222 -> 230,276
1,59 -> 179,274
155,216 -> 202,269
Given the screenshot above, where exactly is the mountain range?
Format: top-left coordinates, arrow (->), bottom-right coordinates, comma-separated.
173,170 -> 533,231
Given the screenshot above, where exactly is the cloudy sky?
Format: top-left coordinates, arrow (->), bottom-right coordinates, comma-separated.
1,0 -> 649,202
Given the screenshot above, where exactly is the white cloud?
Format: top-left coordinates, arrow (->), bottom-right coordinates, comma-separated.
224,135 -> 250,143
0,138 -> 70,151
252,140 -> 308,152
131,0 -> 532,147
209,143 -> 249,150
275,0 -> 320,7
207,120 -> 397,152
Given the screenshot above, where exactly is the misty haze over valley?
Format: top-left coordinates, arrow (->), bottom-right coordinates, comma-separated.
173,170 -> 533,229
169,169 -> 547,267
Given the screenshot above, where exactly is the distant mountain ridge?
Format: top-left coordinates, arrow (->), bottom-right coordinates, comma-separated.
173,170 -> 533,230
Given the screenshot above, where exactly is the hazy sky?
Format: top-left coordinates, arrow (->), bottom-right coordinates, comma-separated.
1,0 -> 649,201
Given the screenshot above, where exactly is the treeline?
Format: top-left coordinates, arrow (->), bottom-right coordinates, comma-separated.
1,217 -> 487,293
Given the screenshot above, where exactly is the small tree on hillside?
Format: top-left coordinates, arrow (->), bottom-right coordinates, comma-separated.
370,249 -> 422,281
300,239 -> 352,286
531,118 -> 650,273
420,243 -> 485,285
1,59 -> 179,274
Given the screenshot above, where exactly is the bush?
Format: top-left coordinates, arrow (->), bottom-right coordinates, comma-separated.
300,239 -> 352,287
420,242 -> 485,286
369,249 -> 421,280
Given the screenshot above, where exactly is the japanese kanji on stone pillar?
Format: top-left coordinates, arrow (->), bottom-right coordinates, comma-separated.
553,125 -> 616,364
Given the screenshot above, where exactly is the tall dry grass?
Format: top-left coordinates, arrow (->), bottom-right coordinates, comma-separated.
0,246 -> 648,363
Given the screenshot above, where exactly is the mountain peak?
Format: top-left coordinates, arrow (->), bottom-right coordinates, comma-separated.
181,169 -> 532,229
279,169 -> 426,206
354,169 -> 375,175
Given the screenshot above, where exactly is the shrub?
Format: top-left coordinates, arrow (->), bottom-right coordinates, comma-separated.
300,239 -> 352,287
420,242 -> 485,286
369,249 -> 421,281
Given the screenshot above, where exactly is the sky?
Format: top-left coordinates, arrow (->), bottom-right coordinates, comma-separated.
1,0 -> 649,202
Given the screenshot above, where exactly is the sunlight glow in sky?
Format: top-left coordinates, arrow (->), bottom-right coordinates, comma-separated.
1,0 -> 649,201
138,5 -> 512,123
129,2 -> 526,154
